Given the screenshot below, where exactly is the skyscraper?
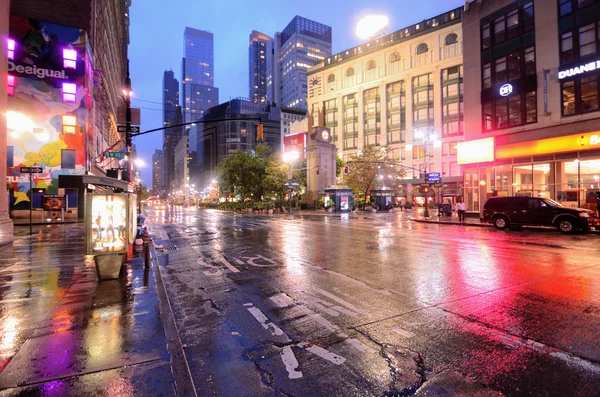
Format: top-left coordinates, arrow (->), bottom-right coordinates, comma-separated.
182,27 -> 219,123
248,30 -> 272,104
162,70 -> 182,194
276,16 -> 332,110
152,149 -> 163,196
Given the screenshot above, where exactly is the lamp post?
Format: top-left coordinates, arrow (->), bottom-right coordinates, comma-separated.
415,129 -> 439,218
123,61 -> 134,183
282,151 -> 299,214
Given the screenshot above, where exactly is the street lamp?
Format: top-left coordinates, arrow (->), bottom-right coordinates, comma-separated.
356,15 -> 389,40
282,151 -> 299,213
123,61 -> 134,184
415,129 -> 437,218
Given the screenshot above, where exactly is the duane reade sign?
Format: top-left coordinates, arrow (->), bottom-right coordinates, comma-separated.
499,84 -> 513,97
558,60 -> 600,80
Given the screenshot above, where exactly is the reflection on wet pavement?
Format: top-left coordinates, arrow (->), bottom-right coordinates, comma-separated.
149,206 -> 600,396
0,224 -> 176,396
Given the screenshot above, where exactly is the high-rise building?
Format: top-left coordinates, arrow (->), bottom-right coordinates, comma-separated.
188,100 -> 282,189
276,16 -> 332,110
152,149 -> 164,195
162,70 -> 180,194
249,30 -> 272,104
307,7 -> 464,205
182,27 -> 219,123
459,0 -> 600,213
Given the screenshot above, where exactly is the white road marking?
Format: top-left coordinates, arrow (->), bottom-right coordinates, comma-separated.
330,305 -> 359,318
281,346 -> 303,379
247,306 -> 286,337
243,303 -> 254,307
198,258 -> 224,277
298,342 -> 346,365
313,302 -> 340,317
314,288 -> 368,316
392,327 -> 416,339
296,306 -> 339,332
246,255 -> 279,267
345,338 -> 377,354
234,258 -> 245,266
218,254 -> 240,273
324,270 -> 392,296
270,293 -> 295,308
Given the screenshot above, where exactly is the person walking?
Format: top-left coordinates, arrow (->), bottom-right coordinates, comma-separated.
456,199 -> 466,223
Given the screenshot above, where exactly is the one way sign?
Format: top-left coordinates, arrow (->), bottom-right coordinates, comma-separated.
117,125 -> 140,133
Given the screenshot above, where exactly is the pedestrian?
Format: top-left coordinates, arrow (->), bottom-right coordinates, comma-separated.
456,199 -> 466,223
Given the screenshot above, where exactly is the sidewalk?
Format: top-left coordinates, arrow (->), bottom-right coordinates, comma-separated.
0,224 -> 181,396
409,209 -> 489,227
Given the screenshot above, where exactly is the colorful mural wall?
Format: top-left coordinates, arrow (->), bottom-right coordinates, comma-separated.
6,16 -> 91,211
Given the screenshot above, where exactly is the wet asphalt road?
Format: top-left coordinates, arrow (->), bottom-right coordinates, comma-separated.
148,207 -> 600,397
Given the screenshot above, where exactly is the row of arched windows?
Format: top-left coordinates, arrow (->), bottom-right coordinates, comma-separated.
326,33 -> 459,81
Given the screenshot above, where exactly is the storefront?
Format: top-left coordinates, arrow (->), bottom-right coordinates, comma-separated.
458,134 -> 600,212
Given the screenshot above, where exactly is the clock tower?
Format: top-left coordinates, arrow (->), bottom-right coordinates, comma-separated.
305,126 -> 336,209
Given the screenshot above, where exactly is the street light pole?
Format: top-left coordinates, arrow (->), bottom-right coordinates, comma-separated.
124,61 -> 133,183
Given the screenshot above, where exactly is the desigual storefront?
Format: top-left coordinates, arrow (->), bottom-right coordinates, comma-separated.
457,132 -> 600,212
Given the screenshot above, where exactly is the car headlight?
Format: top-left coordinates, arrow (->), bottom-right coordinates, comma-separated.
579,212 -> 590,218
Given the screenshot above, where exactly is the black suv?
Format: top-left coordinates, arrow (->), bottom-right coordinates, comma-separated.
480,196 -> 598,233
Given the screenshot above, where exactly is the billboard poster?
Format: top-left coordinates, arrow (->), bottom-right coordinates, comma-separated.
128,193 -> 137,244
340,196 -> 349,211
86,194 -> 128,254
283,132 -> 307,158
41,195 -> 66,211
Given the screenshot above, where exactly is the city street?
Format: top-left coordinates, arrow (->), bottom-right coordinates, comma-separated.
148,207 -> 600,397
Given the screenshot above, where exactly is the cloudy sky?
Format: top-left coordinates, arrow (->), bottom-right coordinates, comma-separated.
128,0 -> 464,185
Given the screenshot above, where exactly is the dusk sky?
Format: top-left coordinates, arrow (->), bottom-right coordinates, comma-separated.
129,0 -> 464,186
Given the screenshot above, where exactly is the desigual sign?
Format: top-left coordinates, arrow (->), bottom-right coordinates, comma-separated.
8,61 -> 69,80
558,60 -> 600,80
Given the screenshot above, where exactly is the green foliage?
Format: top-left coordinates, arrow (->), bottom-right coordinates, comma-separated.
336,156 -> 345,177
345,146 -> 406,197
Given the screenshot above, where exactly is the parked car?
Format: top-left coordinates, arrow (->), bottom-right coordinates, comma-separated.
480,196 -> 599,233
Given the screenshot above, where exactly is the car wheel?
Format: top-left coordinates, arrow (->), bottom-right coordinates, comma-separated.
557,218 -> 575,234
493,216 -> 509,230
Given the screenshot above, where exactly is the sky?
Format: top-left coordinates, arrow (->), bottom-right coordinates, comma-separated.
129,0 -> 464,186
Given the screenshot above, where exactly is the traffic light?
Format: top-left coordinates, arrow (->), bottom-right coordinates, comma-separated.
423,186 -> 430,193
344,165 -> 350,174
257,123 -> 264,140
316,166 -> 320,175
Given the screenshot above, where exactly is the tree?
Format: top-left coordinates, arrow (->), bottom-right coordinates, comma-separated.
345,145 -> 406,198
336,156 -> 345,177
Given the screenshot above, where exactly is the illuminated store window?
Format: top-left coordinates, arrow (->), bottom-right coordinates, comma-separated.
7,39 -> 14,60
61,149 -> 76,169
62,83 -> 77,103
63,49 -> 77,69
7,75 -> 15,96
62,114 -> 77,135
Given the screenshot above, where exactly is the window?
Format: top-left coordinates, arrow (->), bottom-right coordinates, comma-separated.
7,75 -> 14,96
483,63 -> 492,89
482,23 -> 491,50
494,15 -> 506,44
579,0 -> 594,8
581,75 -> 599,112
445,34 -> 458,45
416,43 -> 428,55
561,32 -> 574,64
346,67 -> 354,77
525,91 -> 537,122
507,52 -> 521,81
506,10 -> 519,40
525,47 -> 536,76
61,149 -> 76,169
389,52 -> 400,63
327,74 -> 335,83
62,82 -> 77,103
579,23 -> 597,58
7,146 -> 13,168
562,80 -> 576,115
560,0 -> 572,16
401,147 -> 406,160
367,60 -> 376,70
523,2 -> 534,32
495,57 -> 507,83
62,114 -> 77,135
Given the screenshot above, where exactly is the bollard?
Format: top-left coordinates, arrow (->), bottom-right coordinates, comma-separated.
144,238 -> 151,268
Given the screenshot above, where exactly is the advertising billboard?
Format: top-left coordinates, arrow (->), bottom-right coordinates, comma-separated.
86,194 -> 129,254
41,195 -> 66,211
283,132 -> 307,158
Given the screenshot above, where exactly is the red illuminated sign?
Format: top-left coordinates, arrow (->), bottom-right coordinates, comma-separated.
283,132 -> 307,158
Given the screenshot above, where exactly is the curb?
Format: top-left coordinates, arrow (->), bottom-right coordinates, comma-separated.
150,242 -> 199,397
410,218 -> 490,227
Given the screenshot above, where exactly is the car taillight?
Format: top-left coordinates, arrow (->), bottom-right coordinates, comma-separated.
579,212 -> 590,218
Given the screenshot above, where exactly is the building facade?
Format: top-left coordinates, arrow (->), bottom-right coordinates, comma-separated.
1,0 -> 12,245
459,0 -> 600,212
152,149 -> 163,195
182,27 -> 219,123
307,7 -> 464,204
162,70 -> 180,194
249,30 -> 272,104
188,99 -> 282,189
277,16 -> 332,110
174,135 -> 189,191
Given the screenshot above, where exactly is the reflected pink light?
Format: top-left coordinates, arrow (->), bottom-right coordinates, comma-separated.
7,39 -> 14,60
63,49 -> 77,69
62,82 -> 77,103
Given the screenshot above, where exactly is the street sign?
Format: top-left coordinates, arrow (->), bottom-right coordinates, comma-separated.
426,172 -> 441,183
284,182 -> 300,187
117,125 -> 140,133
106,151 -> 126,159
20,166 -> 43,173
287,171 -> 293,180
